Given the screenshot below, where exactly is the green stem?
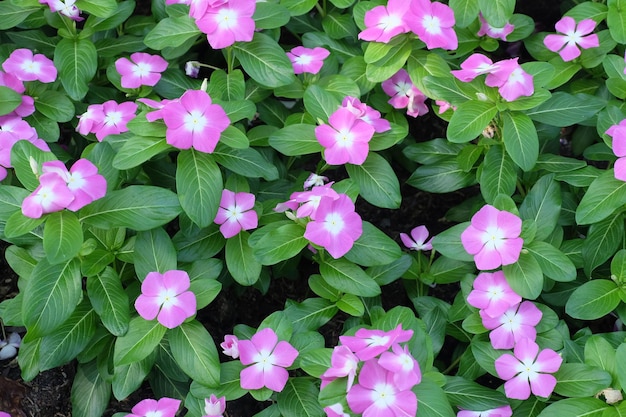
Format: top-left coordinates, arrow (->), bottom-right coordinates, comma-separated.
226,47 -> 234,74
442,355 -> 462,375
314,2 -> 326,18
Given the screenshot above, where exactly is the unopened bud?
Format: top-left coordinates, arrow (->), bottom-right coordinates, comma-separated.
476,92 -> 489,101
29,156 -> 39,176
200,78 -> 208,92
185,61 -> 201,78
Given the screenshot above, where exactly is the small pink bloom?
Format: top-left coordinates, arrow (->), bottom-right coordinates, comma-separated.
0,70 -> 25,93
481,301 -> 542,349
238,328 -> 299,392
137,98 -> 176,122
377,343 -> 422,390
316,107 -> 375,165
290,183 -> 339,220
451,53 -> 497,82
195,1 -> 256,49
0,412 -> 10,417
544,17 -> 599,62
477,14 -> 514,41
457,405 -> 513,417
303,194 -> 363,259
125,397 -> 181,417
115,53 -> 168,89
495,338 -> 562,400
203,394 -> 226,417
287,46 -> 330,75
21,172 -> 74,219
435,100 -> 455,114
0,116 -> 48,180
304,173 -> 329,189
40,159 -> 107,211
91,100 -> 138,141
406,0 -> 458,50
221,334 -> 239,359
382,69 -> 429,117
606,120 -> 626,181
214,189 -> 258,238
134,270 -> 197,329
162,89 -> 229,153
40,0 -> 82,21
467,271 -> 522,318
2,49 -> 57,83
341,96 -> 391,133
339,325 -> 413,361
485,58 -> 534,102
461,205 -> 524,271
321,345 -> 360,391
358,0 -> 410,43
400,225 -> 433,251
324,403 -> 350,417
76,105 -> 105,136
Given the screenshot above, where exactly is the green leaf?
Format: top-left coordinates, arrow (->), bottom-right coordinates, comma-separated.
554,363 -> 613,397
285,298 -> 338,333
114,316 -> 167,366
0,186 -> 29,222
173,223 -> 225,262
253,2 -> 291,29
432,222 -> 474,263
319,258 -> 381,297
519,174 -> 561,241
576,170 -> 626,225
582,212 -> 624,277
134,227 -> 178,281
336,293 -> 365,316
176,150 -> 222,228
71,361 -> 111,417
34,90 -> 75,123
479,145 -> 517,205
112,352 -> 155,401
444,376 -> 509,411
233,32 -> 296,88
3,210 -> 44,239
536,398 -> 608,417
86,267 -> 130,337
344,221 -> 402,266
447,100 -> 498,143
54,37 -> 97,101
83,0 -> 135,32
42,211 -> 83,265
277,377 -> 324,417
112,135 -> 171,170
154,68 -> 202,99
478,0 -> 514,27
346,152 -> 401,209
208,69 -> 246,101
584,335 -> 618,388
303,85 -> 341,121
170,321 -> 220,387
269,123 -> 322,156
77,0 -> 117,17
213,144 -> 279,181
450,0 -> 480,28
526,92 -> 606,127
408,159 -> 476,193
251,223 -> 308,265
0,86 -> 23,116
502,111 -> 539,171
565,279 -> 621,320
616,343 -> 626,391
299,348 -> 332,378
0,3 -> 38,30
144,15 -> 200,50
226,231 -> 262,286
415,378 -> 456,417
502,251 -> 543,299
422,75 -> 473,105
608,0 -> 626,43
526,241 -> 576,282
10,140 -> 57,191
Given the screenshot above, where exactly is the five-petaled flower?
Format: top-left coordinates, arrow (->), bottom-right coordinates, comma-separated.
400,225 -> 433,251
481,301 -> 542,349
287,46 -> 330,75
194,0 -> 256,49
467,271 -> 522,318
40,159 -> 107,212
202,394 -> 226,417
125,397 -> 181,417
315,107 -> 375,166
358,0 -> 410,43
214,189 -> 258,238
40,0 -> 82,21
544,17 -> 599,62
115,52 -> 168,89
382,69 -> 429,117
406,0 -> 458,50
2,48 -> 57,83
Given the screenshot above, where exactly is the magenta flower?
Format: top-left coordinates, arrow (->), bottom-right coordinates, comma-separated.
457,405 -> 513,417
287,46 -> 330,75
90,100 -> 138,141
137,97 -> 176,122
195,1 -> 256,49
461,205 -> 524,271
0,115 -> 49,181
238,327 -> 299,392
2,49 -> 57,83
115,52 -> 168,89
378,343 -> 422,390
481,301 -> 542,349
0,71 -> 34,117
485,58 -> 534,102
544,17 -> 599,62
467,271 -> 521,318
21,173 -> 74,219
40,159 -> 107,212
346,359 -> 417,417
406,0 -> 457,50
324,403 -> 351,417
315,107 -> 375,166
76,105 -> 105,136
125,397 -> 181,417
451,53 -> 498,82
435,100 -> 455,114
40,0 -> 82,21
162,89 -> 230,153
214,189 -> 258,238
321,345 -> 360,391
607,120 -> 626,181
341,96 -> 391,133
358,0 -> 410,43
381,69 -> 429,117
290,183 -> 339,220
495,338 -> 562,400
303,194 -> 363,259
477,14 -> 514,41
339,325 -> 413,361
134,270 -> 197,329
220,334 -> 239,359
400,225 -> 433,251
203,394 -> 226,417
0,412 -> 9,417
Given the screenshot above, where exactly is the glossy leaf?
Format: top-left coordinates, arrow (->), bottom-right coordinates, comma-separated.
319,258 -> 381,297
447,100 -> 498,143
144,15 -> 200,50
554,363 -> 613,397
346,152 -> 401,209
502,251 -> 543,300
502,111 -> 539,171
86,267 -> 130,337
43,211 -> 83,265
177,149 -> 222,228
226,231 -> 262,286
114,316 -> 167,366
576,170 -> 626,225
251,223 -> 308,265
269,123 -> 322,156
170,321 -> 220,388
479,145 -> 516,205
277,377 -> 324,417
565,279 -> 621,320
54,37 -> 98,101
71,361 -> 111,417
344,221 -> 402,266
233,32 -> 296,88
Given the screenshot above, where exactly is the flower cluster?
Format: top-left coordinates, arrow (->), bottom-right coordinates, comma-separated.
605,119 -> 626,181
115,52 -> 168,89
382,69 -> 429,117
543,17 -> 599,62
76,100 -> 138,141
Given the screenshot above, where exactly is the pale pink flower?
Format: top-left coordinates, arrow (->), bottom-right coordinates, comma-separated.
606,120 -> 626,181
378,343 -> 421,390
76,105 -> 105,136
321,345 -> 360,391
125,397 -> 181,417
495,338 -> 562,400
324,403 -> 350,417
341,96 -> 391,133
346,359 -> 417,417
0,413 -> 9,417
91,100 -> 138,141
400,225 -> 433,251
315,107 -> 375,165
162,89 -> 229,153
381,69 -> 429,117
287,46 -> 330,75
238,327 -> 299,392
21,172 -> 74,219
221,334 -> 239,359
451,53 -> 498,82
303,173 -> 329,189
339,325 -> 413,361
203,394 -> 225,417
544,17 -> 599,62
134,270 -> 197,329
467,271 -> 522,318
40,159 -> 107,212
290,183 -> 339,220
303,194 -> 363,259
406,0 -> 458,50
40,0 -> 82,21
195,1 -> 256,49
461,205 -> 524,271
358,0 -> 411,43
2,49 -> 57,83
435,100 -> 455,114
485,58 -> 534,102
481,301 -> 542,349
214,189 -> 258,238
115,52 -> 168,89
477,14 -> 514,41
458,405 -> 513,417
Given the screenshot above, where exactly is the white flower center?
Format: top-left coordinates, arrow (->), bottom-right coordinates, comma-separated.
324,212 -> 345,235
481,226 -> 505,250
500,309 -> 521,331
21,60 -> 41,74
294,54 -> 313,65
253,350 -> 275,371
67,172 -> 85,191
132,62 -> 152,77
183,110 -> 208,132
371,382 -> 396,408
103,111 -> 122,126
157,287 -> 178,309
422,15 -> 441,34
217,8 -> 238,28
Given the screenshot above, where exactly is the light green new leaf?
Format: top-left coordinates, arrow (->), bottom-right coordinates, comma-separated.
43,211 -> 83,265
479,145 -> 517,205
277,378 -> 324,417
54,37 -> 97,101
447,100 -> 498,143
554,363 -> 613,397
269,123 -> 322,156
565,279 -> 621,320
86,267 -> 130,337
71,361 -> 111,417
170,321 -> 220,387
502,251 -> 543,299
233,33 -> 296,88
346,152 -> 401,209
176,150 -> 222,228
144,15 -> 200,50
251,223 -> 308,265
576,170 -> 626,225
0,86 -> 23,116
319,258 -> 381,297
114,316 -> 166,366
134,227 -> 178,281
449,0 -> 480,28
226,231 -> 262,286
502,111 -> 539,171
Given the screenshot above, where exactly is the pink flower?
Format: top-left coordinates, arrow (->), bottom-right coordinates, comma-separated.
477,14 -> 514,41
457,405 -> 513,417
290,183 -> 339,220
481,301 -> 542,349
377,343 -> 422,390
162,89 -> 229,153
339,325 -> 413,361
346,359 -> 417,417
221,334 -> 239,359
195,1 -> 256,49
0,71 -> 34,117
134,270 -> 197,329
125,397 -> 181,417
303,194 -> 363,259
21,172 -> 74,219
238,327 -> 299,392
358,0 -> 410,43
381,69 -> 429,117
0,412 -> 10,417
495,338 -> 562,400
467,271 -> 521,318
485,58 -> 534,102
91,100 -> 138,141
341,96 -> 391,133
0,116 -> 49,180
76,105 -> 105,136
400,225 -> 433,251
214,189 -> 258,238
315,107 -> 375,165
287,46 -> 330,75
43,160 -> 106,211
40,0 -> 82,21
115,52 -> 168,89
461,205 -> 524,271
544,17 -> 599,62
137,97 -> 176,122
321,345 -> 360,391
607,120 -> 626,181
435,100 -> 455,114
451,53 -> 498,82
324,403 -> 350,417
406,0 -> 458,50
2,49 -> 57,83
203,394 -> 225,417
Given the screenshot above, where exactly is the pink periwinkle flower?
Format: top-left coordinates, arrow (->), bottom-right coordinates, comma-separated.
467,271 -> 522,318
0,412 -> 9,417
0,116 -> 49,181
435,100 -> 456,114
339,325 -> 413,361
2,49 -> 57,83
485,58 -> 534,102
21,172 -> 74,219
451,53 -> 498,82
287,46 -> 330,75
304,173 -> 329,189
134,270 -> 197,329
203,394 -> 226,417
544,17 -> 599,62
346,359 -> 417,417
382,69 -> 429,117
40,159 -> 107,212
115,52 -> 168,89
221,334 -> 239,359
214,189 -> 258,238
406,0 -> 458,50
481,301 -> 542,350
321,345 -> 360,391
358,0 -> 411,43
378,343 -> 422,390
137,97 -> 176,122
400,225 -> 433,251
315,107 -> 375,166
76,105 -> 105,136
324,403 -> 351,417
494,338 -> 562,400
194,1 -> 256,49
162,89 -> 230,153
461,205 -> 524,271
606,120 -> 626,181
290,183 -> 339,220
457,405 -> 513,417
40,0 -> 82,21
303,194 -> 363,259
341,96 -> 391,133
125,397 -> 181,417
477,13 -> 514,41
87,100 -> 138,141
0,71 -> 34,117
238,327 -> 299,392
